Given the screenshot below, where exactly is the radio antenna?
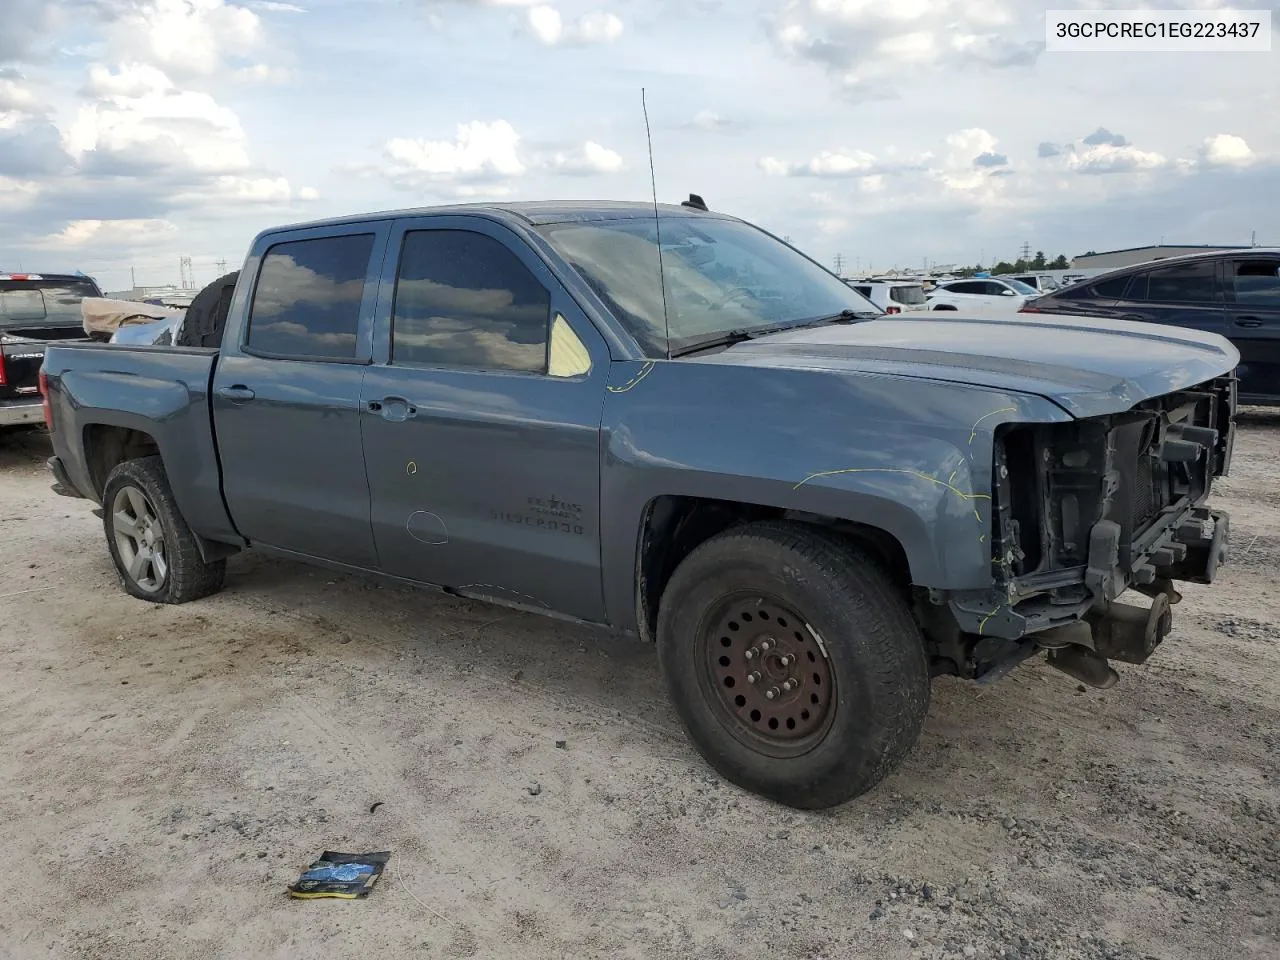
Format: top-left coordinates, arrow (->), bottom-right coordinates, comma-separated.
642,87 -> 672,359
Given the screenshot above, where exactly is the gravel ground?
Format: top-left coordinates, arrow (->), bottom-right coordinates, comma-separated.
0,418 -> 1276,960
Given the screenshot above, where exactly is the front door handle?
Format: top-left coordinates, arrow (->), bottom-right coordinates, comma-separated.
217,385 -> 256,403
372,396 -> 417,422
1235,316 -> 1263,328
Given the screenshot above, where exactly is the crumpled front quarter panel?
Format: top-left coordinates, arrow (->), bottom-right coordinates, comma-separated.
599,359 -> 1070,630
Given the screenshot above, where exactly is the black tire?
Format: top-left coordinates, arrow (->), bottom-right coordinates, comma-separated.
657,521 -> 929,809
102,456 -> 226,604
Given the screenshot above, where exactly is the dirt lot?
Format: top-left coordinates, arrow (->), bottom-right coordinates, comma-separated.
0,421 -> 1276,960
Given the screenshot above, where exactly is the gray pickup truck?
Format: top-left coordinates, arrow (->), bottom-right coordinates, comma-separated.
41,201 -> 1237,808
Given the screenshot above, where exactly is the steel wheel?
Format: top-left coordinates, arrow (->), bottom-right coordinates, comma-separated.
111,485 -> 169,594
699,593 -> 837,759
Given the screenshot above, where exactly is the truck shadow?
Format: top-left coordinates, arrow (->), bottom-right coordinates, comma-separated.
213,550 -> 1243,820
0,426 -> 52,471
1236,406 -> 1280,429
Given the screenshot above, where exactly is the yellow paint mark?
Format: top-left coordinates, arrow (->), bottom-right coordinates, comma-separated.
947,468 -> 959,486
406,461 -> 417,476
979,535 -> 986,544
978,606 -> 1003,633
793,467 -> 991,503
973,507 -> 983,524
607,361 -> 656,394
968,406 -> 1019,446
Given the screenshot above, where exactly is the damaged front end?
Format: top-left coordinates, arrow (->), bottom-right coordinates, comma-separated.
931,374 -> 1236,687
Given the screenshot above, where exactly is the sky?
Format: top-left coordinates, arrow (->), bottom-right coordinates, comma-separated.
1,0 -> 1278,291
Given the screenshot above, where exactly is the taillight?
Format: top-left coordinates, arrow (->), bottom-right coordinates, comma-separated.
0,350 -> 7,386
886,305 -> 901,314
39,368 -> 53,430
1018,302 -> 1044,313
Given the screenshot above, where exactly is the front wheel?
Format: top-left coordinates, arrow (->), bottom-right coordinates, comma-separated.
102,456 -> 226,604
657,521 -> 930,809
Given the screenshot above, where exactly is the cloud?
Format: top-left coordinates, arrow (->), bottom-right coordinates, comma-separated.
250,1 -> 307,11
1037,141 -> 1067,158
1068,143 -> 1166,175
1199,134 -> 1254,168
1082,127 -> 1129,147
381,120 -> 526,191
759,148 -> 920,178
542,141 -> 624,175
687,110 -> 741,133
0,75 -> 43,117
973,151 -> 1008,168
0,120 -> 75,177
0,0 -> 58,63
525,6 -> 623,45
769,0 -> 1043,101
33,218 -> 179,250
93,0 -> 264,80
68,68 -> 252,176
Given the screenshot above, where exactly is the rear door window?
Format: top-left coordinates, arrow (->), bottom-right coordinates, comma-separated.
1229,260 -> 1280,306
246,233 -> 375,359
889,285 -> 925,305
1145,261 -> 1220,303
945,281 -> 984,295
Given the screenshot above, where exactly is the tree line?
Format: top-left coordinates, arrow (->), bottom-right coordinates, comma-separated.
952,252 -> 1071,278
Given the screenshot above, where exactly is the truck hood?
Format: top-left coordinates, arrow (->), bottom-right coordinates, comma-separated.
706,312 -> 1240,418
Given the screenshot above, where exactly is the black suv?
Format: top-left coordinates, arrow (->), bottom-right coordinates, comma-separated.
1022,250 -> 1279,405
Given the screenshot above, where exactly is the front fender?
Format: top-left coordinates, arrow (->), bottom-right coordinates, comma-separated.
599,359 -> 1071,631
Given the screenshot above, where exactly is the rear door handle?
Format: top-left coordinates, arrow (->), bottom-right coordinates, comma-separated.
217,385 -> 256,402
1235,316 -> 1264,328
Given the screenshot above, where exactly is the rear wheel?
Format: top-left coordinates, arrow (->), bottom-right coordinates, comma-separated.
102,456 -> 226,604
657,521 -> 930,809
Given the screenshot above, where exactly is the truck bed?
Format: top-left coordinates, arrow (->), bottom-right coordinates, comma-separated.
41,341 -> 239,545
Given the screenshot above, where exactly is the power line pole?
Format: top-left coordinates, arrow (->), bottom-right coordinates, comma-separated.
833,253 -> 845,276
1018,241 -> 1031,264
179,257 -> 194,290
215,258 -> 228,274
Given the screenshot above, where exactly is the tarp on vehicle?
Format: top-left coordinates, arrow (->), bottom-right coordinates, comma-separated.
81,297 -> 186,336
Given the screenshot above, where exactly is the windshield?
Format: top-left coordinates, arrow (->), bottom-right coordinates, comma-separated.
1003,278 -> 1039,296
0,278 -> 101,329
889,285 -> 926,305
536,216 -> 879,356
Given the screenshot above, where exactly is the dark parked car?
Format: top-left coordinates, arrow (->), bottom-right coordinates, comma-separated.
1022,250 -> 1280,405
41,201 -> 1238,808
1,272 -> 99,430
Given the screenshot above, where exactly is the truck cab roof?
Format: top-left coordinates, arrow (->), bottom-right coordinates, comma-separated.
264,201 -> 734,237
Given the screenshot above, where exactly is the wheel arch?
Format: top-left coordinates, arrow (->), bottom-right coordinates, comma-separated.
633,495 -> 914,643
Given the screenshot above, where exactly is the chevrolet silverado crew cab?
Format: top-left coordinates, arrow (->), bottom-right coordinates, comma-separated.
41,202 -> 1237,808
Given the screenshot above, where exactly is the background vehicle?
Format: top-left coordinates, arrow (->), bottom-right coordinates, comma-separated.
926,277 -> 1036,312
40,201 -> 1238,809
1,272 -> 99,430
845,279 -> 927,314
1000,273 -> 1060,294
1023,250 -> 1280,405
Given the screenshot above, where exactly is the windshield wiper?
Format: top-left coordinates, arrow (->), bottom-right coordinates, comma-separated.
669,328 -> 762,358
793,308 -> 880,327
670,310 -> 877,358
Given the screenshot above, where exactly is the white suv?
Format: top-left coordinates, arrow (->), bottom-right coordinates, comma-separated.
927,277 -> 1037,312
846,280 -> 928,314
